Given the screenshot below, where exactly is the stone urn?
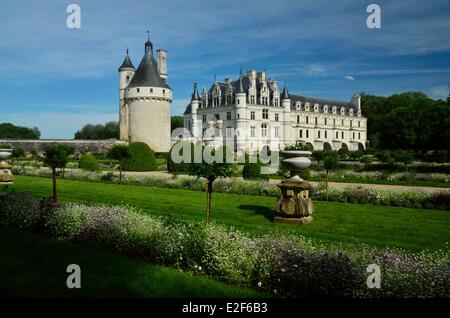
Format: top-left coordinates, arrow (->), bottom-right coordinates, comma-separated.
274,150 -> 314,225
0,149 -> 14,188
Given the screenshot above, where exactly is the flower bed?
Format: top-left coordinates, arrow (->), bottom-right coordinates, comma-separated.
0,192 -> 448,298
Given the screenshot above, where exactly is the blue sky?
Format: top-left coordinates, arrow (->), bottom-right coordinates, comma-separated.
1,0 -> 449,138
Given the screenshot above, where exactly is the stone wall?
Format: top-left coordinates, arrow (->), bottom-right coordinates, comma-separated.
0,139 -> 126,155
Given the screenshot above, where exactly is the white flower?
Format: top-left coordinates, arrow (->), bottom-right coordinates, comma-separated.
257,282 -> 262,287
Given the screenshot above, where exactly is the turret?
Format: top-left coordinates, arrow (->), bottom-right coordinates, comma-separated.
235,73 -> 247,151
352,94 -> 362,116
118,48 -> 135,141
281,82 -> 291,148
190,82 -> 200,138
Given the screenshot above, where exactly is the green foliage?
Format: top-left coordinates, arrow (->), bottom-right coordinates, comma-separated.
242,162 -> 269,181
0,123 -> 40,139
123,142 -> 157,171
44,145 -> 69,170
361,92 -> 450,150
337,147 -> 350,160
187,144 -> 232,182
74,121 -> 119,140
12,147 -> 25,158
167,141 -> 194,173
391,150 -> 414,168
107,144 -> 130,161
171,116 -> 184,131
78,153 -> 99,171
360,155 -> 374,166
323,152 -> 339,172
284,143 -> 312,151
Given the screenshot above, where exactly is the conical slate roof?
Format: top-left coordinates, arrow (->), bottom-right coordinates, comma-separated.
118,50 -> 135,71
281,83 -> 290,99
191,82 -> 200,101
127,43 -> 170,89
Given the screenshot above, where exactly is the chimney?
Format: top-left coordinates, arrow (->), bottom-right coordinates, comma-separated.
257,71 -> 266,82
157,49 -> 168,82
247,69 -> 256,87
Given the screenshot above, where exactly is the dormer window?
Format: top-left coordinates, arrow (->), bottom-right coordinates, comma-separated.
323,105 -> 328,113
305,103 -> 310,111
332,106 -> 337,114
314,104 -> 319,112
340,107 -> 345,115
349,108 -> 354,116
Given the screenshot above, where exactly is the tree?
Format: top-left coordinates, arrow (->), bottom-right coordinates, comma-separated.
337,147 -> 349,160
311,151 -> 326,167
12,147 -> 25,158
375,151 -> 389,167
188,144 -> 232,224
107,144 -> 130,184
74,121 -> 119,140
391,150 -> 414,170
323,152 -> 339,201
0,123 -> 40,139
360,155 -> 373,168
349,150 -> 364,161
171,116 -> 184,131
44,145 -> 69,202
57,144 -> 75,179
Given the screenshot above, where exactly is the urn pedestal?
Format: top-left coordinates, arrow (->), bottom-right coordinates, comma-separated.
274,150 -> 314,225
0,149 -> 14,190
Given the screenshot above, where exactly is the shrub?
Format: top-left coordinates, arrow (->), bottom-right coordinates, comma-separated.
78,153 -> 98,171
242,162 -> 269,181
123,142 -> 157,172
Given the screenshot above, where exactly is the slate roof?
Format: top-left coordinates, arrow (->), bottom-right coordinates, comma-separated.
127,44 -> 170,89
118,51 -> 135,71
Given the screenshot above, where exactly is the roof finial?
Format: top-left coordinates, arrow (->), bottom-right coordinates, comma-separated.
147,30 -> 150,41
213,72 -> 217,83
126,47 -> 129,55
240,64 -> 243,76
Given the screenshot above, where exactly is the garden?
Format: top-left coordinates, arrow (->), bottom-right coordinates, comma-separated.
1,142 -> 449,298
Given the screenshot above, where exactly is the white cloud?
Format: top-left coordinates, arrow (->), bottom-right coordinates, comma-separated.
344,75 -> 355,81
427,85 -> 449,100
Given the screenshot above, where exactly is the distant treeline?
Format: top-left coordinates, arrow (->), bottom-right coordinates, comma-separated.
74,121 -> 119,140
0,123 -> 40,139
362,92 -> 450,151
74,117 -> 185,140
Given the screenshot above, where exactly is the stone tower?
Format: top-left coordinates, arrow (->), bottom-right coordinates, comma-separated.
118,34 -> 172,152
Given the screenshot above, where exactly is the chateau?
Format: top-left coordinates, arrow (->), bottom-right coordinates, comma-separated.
118,35 -> 172,152
183,70 -> 367,152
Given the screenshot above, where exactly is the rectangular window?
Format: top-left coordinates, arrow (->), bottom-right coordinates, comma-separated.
333,118 -> 336,126
250,126 -> 256,137
261,123 -> 268,137
214,114 -> 220,120
306,129 -> 309,138
318,130 -> 321,138
350,120 -> 353,128
336,131 -> 338,139
306,116 -> 309,124
297,115 -> 300,124
341,119 -> 344,126
300,129 -> 303,138
262,109 -> 269,119
137,88 -> 140,93
202,115 -> 206,122
358,121 -> 361,128
226,127 -> 232,137
325,130 -> 327,139
227,112 -> 231,120
251,111 -> 255,120
315,117 -> 318,125
275,113 -> 279,122
251,95 -> 255,104
275,127 -> 279,138
342,131 -> 344,139
358,132 -> 361,139
325,118 -> 327,125
150,88 -> 153,93
353,132 -> 355,139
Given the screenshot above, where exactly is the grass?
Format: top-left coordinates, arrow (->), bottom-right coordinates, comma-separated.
11,176 -> 450,253
0,225 -> 263,298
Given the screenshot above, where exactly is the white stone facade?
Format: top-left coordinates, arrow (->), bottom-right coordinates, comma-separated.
183,70 -> 367,152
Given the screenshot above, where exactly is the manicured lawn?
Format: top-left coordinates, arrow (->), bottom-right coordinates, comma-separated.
0,225 -> 262,298
11,175 -> 450,252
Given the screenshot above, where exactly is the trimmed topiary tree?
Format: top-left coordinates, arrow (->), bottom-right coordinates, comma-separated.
78,153 -> 99,171
107,144 -> 130,184
44,145 -> 69,202
123,142 -> 157,172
